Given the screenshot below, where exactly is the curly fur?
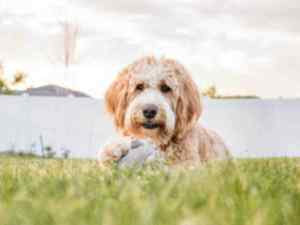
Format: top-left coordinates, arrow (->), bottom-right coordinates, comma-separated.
100,56 -> 230,167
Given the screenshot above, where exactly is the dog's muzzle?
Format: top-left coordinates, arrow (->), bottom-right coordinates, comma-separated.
125,89 -> 176,133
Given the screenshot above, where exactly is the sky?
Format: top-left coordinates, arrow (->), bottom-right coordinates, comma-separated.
0,0 -> 300,98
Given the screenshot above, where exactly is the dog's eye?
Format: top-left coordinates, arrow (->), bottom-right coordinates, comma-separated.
136,83 -> 144,91
160,84 -> 172,93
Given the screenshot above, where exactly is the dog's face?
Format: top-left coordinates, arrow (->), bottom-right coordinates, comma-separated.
105,57 -> 202,146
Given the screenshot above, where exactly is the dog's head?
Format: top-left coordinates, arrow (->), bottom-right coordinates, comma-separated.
105,56 -> 202,146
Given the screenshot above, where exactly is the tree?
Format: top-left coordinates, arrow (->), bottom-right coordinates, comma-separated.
12,71 -> 26,85
202,84 -> 259,99
0,61 -> 3,76
202,85 -> 217,98
0,62 -> 26,94
0,61 -> 10,93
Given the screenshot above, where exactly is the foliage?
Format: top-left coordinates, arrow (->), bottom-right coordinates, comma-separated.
0,157 -> 299,225
0,62 -> 27,94
12,71 -> 27,85
0,151 -> 38,158
61,148 -> 71,159
203,85 -> 259,99
203,85 -> 217,98
44,146 -> 56,158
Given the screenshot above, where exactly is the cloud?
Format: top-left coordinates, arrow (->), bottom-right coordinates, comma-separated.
0,0 -> 300,97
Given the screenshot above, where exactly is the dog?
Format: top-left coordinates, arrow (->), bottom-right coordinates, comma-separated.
99,56 -> 230,167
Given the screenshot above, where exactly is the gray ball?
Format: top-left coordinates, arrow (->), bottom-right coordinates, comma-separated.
117,139 -> 163,168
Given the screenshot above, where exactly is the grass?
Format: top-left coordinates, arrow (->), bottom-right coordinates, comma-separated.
0,156 -> 300,225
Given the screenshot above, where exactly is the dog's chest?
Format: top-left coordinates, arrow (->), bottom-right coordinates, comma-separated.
161,143 -> 197,164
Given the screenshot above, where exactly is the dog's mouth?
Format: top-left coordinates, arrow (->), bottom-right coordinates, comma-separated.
142,122 -> 161,130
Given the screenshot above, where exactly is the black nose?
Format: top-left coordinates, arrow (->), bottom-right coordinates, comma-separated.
143,104 -> 158,119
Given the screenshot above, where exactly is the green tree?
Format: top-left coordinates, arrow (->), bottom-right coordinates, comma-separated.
202,85 -> 217,98
0,62 -> 26,94
202,85 -> 259,99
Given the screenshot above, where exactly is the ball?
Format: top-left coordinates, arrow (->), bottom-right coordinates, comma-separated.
117,139 -> 163,168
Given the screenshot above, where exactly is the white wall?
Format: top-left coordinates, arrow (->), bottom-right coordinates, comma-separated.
0,95 -> 299,159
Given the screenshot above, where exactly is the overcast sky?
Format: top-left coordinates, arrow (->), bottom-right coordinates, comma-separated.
0,0 -> 299,98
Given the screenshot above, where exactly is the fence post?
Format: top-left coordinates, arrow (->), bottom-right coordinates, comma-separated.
39,135 -> 45,157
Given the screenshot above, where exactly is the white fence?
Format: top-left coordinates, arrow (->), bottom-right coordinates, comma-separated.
0,95 -> 299,159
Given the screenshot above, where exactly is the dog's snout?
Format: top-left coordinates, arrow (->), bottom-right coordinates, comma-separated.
143,104 -> 158,119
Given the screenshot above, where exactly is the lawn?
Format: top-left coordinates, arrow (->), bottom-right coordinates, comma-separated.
0,156 -> 300,225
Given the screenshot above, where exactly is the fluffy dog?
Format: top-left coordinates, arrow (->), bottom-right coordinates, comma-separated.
99,56 -> 230,167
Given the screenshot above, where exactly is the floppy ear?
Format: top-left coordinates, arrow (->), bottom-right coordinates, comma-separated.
174,74 -> 202,140
105,68 -> 130,130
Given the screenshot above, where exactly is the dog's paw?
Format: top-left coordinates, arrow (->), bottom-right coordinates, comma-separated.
98,139 -> 131,166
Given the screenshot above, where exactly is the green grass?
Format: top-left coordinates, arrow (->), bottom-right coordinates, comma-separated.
0,156 -> 300,225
